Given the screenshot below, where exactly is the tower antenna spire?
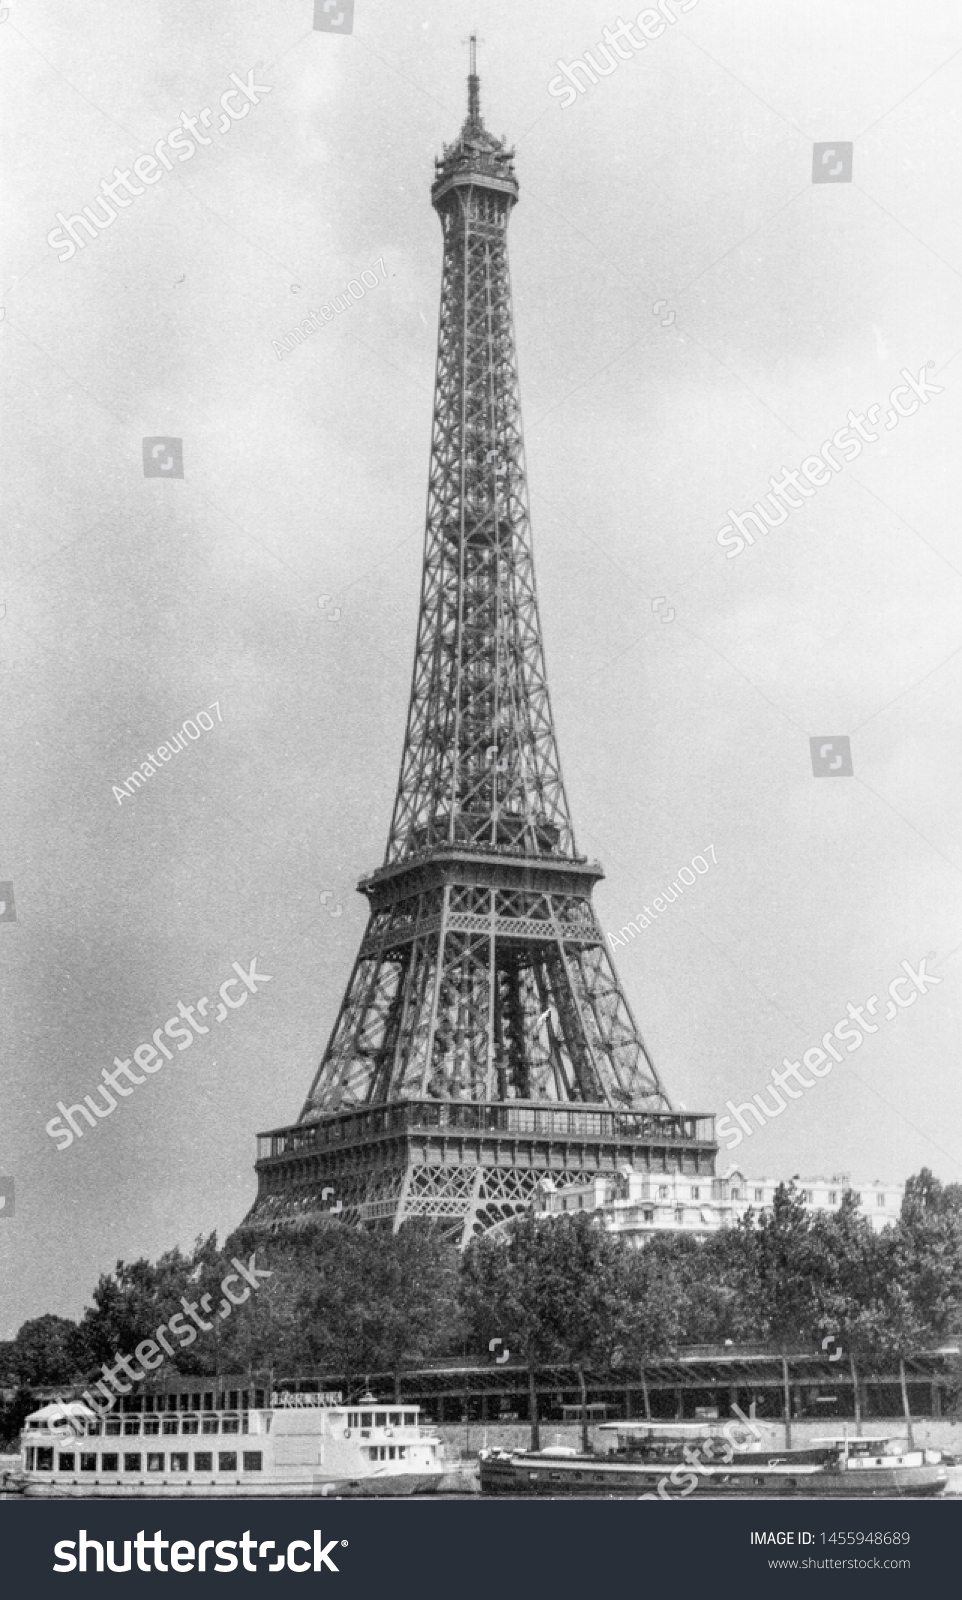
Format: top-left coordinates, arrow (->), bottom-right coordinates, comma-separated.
467,31 -> 481,126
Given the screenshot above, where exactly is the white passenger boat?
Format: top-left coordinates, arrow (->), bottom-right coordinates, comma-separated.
15,1392 -> 445,1498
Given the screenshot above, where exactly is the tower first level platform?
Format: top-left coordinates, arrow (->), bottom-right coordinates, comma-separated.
251,1098 -> 717,1245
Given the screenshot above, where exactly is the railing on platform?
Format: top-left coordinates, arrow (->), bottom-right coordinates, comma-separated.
256,1100 -> 716,1162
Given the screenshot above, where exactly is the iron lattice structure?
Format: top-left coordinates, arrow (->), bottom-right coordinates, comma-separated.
249,49 -> 716,1245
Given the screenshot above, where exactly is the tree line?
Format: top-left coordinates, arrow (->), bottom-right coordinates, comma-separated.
3,1170 -> 961,1447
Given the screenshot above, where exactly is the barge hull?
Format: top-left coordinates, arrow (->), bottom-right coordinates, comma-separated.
480,1462 -> 947,1499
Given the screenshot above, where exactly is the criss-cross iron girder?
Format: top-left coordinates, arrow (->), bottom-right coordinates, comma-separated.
249,73 -> 700,1245
295,100 -> 670,1124
388,151 -> 569,862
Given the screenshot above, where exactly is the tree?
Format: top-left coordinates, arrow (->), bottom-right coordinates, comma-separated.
542,1215 -> 632,1450
893,1170 -> 962,1345
222,1223 -> 378,1385
221,1220 -> 463,1398
365,1224 -> 463,1398
752,1184 -> 823,1347
10,1315 -> 82,1387
0,1387 -> 41,1451
622,1236 -> 691,1415
670,1224 -> 765,1345
77,1236 -> 222,1376
462,1216 -> 568,1450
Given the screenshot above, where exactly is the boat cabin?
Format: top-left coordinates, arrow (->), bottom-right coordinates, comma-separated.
598,1420 -> 762,1460
810,1434 -> 942,1469
20,1400 -> 270,1487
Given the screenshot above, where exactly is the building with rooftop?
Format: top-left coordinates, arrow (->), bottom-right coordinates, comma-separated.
531,1165 -> 905,1240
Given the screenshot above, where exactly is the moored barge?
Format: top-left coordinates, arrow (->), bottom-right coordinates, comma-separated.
479,1421 -> 947,1498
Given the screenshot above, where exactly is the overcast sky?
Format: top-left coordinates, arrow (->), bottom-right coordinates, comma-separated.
1,0 -> 960,1336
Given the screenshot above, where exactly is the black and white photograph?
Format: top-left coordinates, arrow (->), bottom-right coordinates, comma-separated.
2,0 -> 962,1585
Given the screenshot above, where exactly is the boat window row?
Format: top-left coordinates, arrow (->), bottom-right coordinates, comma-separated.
27,1448 -> 263,1474
535,1468 -> 785,1489
39,1413 -> 249,1437
116,1389 -> 262,1413
346,1411 -> 418,1428
366,1445 -> 409,1461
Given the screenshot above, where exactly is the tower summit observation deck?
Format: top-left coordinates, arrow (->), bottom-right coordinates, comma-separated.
248,43 -> 717,1244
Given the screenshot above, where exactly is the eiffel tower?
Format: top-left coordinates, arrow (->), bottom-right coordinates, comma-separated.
249,42 -> 717,1244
